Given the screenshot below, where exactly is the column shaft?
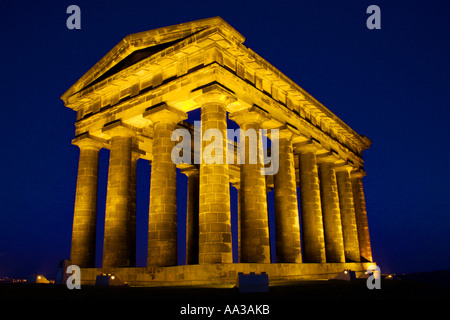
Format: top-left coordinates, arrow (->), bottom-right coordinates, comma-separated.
239,122 -> 270,263
298,151 -> 326,263
318,162 -> 345,263
352,175 -> 373,262
336,168 -> 360,262
148,121 -> 179,267
103,134 -> 133,267
199,103 -> 233,264
128,152 -> 139,267
237,186 -> 241,263
145,105 -> 186,267
274,135 -> 302,263
71,139 -> 102,267
185,169 -> 199,265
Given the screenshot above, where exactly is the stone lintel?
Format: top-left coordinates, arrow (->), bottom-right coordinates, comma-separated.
143,102 -> 187,124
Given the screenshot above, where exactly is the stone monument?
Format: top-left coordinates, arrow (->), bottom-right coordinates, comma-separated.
61,17 -> 376,286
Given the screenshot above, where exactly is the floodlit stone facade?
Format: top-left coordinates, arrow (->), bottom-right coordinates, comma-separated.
62,17 -> 374,285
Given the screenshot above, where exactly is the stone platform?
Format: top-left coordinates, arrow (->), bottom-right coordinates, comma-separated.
80,262 -> 376,287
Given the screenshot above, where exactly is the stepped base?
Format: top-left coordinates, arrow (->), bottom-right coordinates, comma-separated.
80,262 -> 376,287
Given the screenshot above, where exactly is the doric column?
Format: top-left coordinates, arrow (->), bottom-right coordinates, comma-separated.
128,151 -> 139,267
236,184 -> 242,263
317,154 -> 345,263
230,182 -> 242,263
144,104 -> 187,267
273,127 -> 302,263
71,135 -> 103,267
194,83 -> 234,264
230,106 -> 271,263
102,123 -> 135,267
181,166 -> 200,265
351,170 -> 373,262
297,141 -> 326,263
336,165 -> 360,262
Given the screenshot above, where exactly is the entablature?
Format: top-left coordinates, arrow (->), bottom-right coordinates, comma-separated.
72,63 -> 365,170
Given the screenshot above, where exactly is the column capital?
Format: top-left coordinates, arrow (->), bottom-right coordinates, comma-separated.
273,124 -> 300,140
191,82 -> 236,106
351,169 -> 367,179
229,105 -> 271,126
335,163 -> 355,174
179,164 -> 199,177
102,120 -> 136,138
316,150 -> 340,164
294,139 -> 321,154
72,133 -> 105,150
230,181 -> 240,190
143,102 -> 187,124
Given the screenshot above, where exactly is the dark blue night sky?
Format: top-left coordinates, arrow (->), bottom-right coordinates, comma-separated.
1,0 -> 449,278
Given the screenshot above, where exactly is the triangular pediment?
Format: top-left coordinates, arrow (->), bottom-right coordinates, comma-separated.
62,17 -> 244,100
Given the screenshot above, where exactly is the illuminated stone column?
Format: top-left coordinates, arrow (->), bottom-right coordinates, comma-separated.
128,151 -> 139,266
194,84 -> 234,264
336,165 -> 360,262
230,107 -> 271,263
351,171 -> 373,262
297,142 -> 326,263
182,166 -> 200,265
145,104 -> 187,267
71,136 -> 103,268
317,154 -> 345,263
273,127 -> 302,263
236,183 -> 242,263
230,182 -> 242,263
102,124 -> 135,267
